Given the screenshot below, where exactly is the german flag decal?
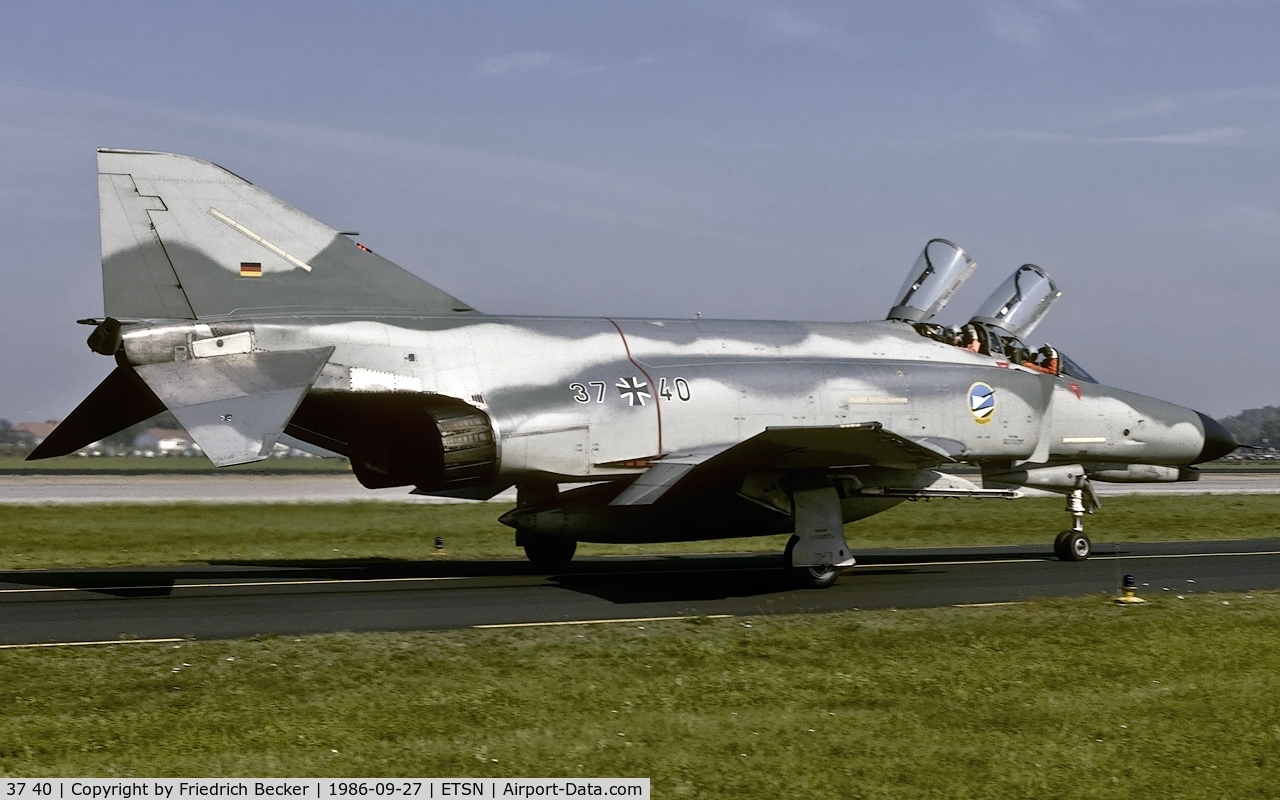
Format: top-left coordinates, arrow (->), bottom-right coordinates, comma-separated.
240,262 -> 263,278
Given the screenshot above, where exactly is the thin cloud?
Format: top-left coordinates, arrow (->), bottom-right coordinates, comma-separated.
1000,126 -> 1246,145
1199,204 -> 1280,239
477,50 -> 662,77
1109,87 -> 1280,120
753,8 -> 827,39
0,79 -> 808,255
477,51 -> 571,76
985,2 -> 1047,51
1122,127 -> 1244,145
984,0 -> 1119,52
747,6 -> 859,52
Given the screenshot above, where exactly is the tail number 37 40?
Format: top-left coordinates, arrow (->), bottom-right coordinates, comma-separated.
570,377 -> 690,403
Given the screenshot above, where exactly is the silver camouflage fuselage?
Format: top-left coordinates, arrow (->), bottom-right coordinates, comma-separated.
119,313 -> 1212,481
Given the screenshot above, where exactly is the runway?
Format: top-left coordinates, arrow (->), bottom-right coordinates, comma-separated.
2,539 -> 1278,645
0,472 -> 1277,504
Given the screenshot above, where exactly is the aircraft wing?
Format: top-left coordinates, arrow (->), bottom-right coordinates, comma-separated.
609,422 -> 954,506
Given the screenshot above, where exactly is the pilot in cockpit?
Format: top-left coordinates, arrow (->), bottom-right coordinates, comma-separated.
888,243 -> 1064,376
1002,336 -> 1030,366
1035,344 -> 1059,375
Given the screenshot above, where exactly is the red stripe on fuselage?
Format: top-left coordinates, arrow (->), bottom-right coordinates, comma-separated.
606,318 -> 664,457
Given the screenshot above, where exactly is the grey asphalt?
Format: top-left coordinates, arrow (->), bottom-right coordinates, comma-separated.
2,539 -> 1279,645
1,472 -> 1278,505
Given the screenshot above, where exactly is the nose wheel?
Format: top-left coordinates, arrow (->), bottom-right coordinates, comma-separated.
1054,529 -> 1091,561
1053,487 -> 1092,561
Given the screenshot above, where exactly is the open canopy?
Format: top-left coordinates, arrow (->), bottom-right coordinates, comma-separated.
969,264 -> 1061,339
886,239 -> 977,323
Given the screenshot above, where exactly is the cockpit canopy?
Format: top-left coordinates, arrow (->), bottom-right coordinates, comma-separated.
969,264 -> 1061,339
886,239 -> 977,324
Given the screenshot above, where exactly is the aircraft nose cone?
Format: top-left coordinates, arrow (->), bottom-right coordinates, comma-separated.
1194,412 -> 1238,463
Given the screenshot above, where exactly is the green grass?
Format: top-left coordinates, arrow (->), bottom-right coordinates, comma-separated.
1196,460 -> 1280,471
1,495 -> 1278,570
0,592 -> 1277,796
0,455 -> 352,474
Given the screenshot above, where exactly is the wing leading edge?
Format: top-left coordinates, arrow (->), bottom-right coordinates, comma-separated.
609,422 -> 954,507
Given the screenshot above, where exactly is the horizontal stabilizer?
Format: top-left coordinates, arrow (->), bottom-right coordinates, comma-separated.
610,422 -> 950,506
135,347 -> 333,466
27,367 -> 166,460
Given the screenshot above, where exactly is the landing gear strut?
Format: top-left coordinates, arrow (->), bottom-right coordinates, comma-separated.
516,529 -> 577,569
784,481 -> 855,589
1053,487 -> 1092,561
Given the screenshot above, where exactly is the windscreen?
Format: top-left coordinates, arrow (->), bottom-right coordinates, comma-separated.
970,264 -> 1061,338
1058,350 -> 1097,383
886,239 -> 977,323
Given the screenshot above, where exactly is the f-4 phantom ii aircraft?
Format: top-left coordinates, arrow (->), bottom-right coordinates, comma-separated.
32,150 -> 1238,587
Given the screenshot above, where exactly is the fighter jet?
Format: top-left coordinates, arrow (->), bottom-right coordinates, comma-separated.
31,150 -> 1238,587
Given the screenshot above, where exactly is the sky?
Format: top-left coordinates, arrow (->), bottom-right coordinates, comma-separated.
2,0 -> 1278,420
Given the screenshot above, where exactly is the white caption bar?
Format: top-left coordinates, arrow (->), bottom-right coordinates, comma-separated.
2,780 -> 649,800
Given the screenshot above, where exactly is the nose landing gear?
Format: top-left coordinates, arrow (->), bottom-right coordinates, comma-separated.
1053,486 -> 1092,561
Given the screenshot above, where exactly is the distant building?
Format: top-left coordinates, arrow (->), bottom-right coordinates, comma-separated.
14,420 -> 59,443
134,428 -> 202,456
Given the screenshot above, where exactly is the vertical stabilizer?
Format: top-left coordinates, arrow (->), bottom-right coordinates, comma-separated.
97,149 -> 478,319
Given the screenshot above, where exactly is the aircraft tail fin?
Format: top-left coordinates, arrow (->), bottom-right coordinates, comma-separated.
97,149 -> 478,320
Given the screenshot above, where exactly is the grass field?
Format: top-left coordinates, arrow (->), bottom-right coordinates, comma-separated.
0,493 -> 1277,792
0,495 -> 1278,570
0,592 -> 1277,796
0,455 -> 352,475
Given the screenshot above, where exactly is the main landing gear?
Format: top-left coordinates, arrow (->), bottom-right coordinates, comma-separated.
784,482 -> 856,589
1053,486 -> 1092,562
784,535 -> 840,589
516,529 -> 577,569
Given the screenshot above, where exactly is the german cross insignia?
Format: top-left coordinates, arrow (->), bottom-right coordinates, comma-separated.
616,377 -> 651,407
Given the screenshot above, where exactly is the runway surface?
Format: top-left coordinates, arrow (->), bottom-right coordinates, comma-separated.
2,539 -> 1279,646
1,472 -> 1278,504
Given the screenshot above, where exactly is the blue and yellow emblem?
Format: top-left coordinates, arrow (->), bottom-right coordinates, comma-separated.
968,382 -> 995,425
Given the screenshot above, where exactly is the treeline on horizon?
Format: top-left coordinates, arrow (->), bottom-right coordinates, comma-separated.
0,411 -> 181,454
1219,406 -> 1280,449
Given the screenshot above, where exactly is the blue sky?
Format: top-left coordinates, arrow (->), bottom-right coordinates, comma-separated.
2,1 -> 1278,419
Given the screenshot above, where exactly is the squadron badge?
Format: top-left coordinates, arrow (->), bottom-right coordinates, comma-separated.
968,382 -> 996,425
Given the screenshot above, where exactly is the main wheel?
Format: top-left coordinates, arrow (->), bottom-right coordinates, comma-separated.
783,535 -> 840,589
518,530 -> 577,568
1053,530 -> 1091,562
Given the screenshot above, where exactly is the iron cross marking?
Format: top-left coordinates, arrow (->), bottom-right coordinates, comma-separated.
616,377 -> 651,407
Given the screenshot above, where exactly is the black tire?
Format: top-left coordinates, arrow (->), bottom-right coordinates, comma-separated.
1053,530 -> 1070,558
518,530 -> 577,568
783,535 -> 840,589
1054,530 -> 1090,562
